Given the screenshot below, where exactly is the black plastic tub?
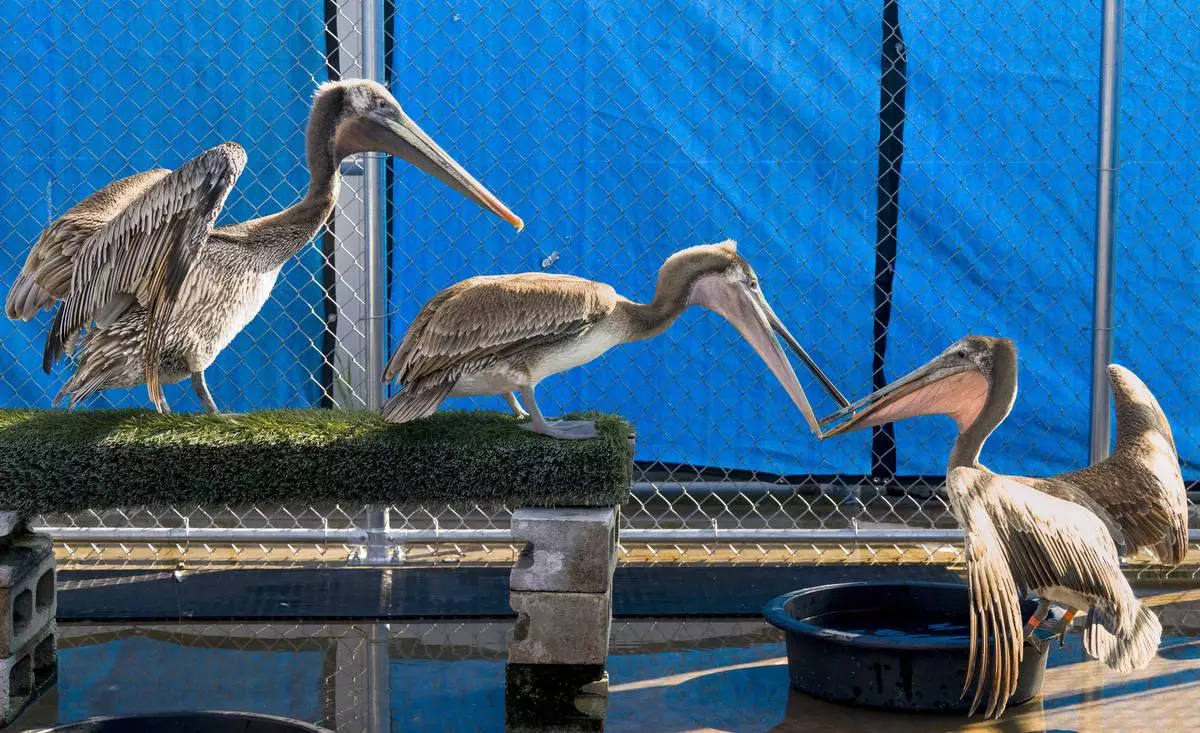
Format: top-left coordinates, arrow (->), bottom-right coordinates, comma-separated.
763,581 -> 1052,713
37,711 -> 332,733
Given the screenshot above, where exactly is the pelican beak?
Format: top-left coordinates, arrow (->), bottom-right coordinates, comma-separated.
818,354 -> 976,439
765,306 -> 850,410
374,111 -> 524,231
689,276 -> 837,435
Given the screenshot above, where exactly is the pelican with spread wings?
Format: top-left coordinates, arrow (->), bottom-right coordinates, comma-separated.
822,336 -> 1182,716
8,79 -> 522,413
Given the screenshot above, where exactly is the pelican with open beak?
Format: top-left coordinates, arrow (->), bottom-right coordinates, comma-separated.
818,336 -> 1175,717
381,239 -> 847,437
818,338 -> 999,442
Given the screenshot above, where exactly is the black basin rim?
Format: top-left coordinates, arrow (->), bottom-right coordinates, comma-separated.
42,710 -> 332,733
763,580 -> 1039,652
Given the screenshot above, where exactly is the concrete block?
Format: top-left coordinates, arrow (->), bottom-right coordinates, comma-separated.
31,624 -> 56,672
509,589 -> 612,666
0,621 -> 56,726
510,508 -> 617,594
0,534 -> 55,660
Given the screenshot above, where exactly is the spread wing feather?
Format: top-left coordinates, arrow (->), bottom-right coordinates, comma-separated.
950,468 -> 1024,719
948,467 -> 1134,718
1051,365 -> 1188,564
40,143 -> 246,411
6,169 -> 172,320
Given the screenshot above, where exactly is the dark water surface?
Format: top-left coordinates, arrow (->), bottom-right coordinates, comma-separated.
804,608 -> 971,641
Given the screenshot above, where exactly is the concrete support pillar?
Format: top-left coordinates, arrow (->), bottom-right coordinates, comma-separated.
0,529 -> 57,726
505,507 -> 618,731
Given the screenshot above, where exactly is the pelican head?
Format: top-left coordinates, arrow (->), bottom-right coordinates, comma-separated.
820,335 -> 1017,438
668,240 -> 843,431
315,79 -> 523,230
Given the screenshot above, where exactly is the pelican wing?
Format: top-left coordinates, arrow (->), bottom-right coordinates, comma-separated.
947,467 -> 1025,719
7,168 -> 173,320
42,142 -> 246,410
384,273 -> 618,387
948,466 -> 1130,718
1055,365 -> 1189,564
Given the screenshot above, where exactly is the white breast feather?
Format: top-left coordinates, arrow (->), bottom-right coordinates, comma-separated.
233,268 -> 281,333
529,319 -> 623,384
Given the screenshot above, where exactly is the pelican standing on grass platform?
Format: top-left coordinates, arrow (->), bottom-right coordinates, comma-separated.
6,79 -> 522,413
821,336 -> 1185,717
381,240 -> 847,438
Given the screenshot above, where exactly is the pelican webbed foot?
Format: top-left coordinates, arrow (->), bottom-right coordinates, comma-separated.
1027,633 -> 1050,655
520,419 -> 600,440
515,386 -> 599,439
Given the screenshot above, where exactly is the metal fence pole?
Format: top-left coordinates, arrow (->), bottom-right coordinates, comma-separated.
361,0 -> 392,562
361,0 -> 386,410
365,623 -> 391,733
1089,0 -> 1125,465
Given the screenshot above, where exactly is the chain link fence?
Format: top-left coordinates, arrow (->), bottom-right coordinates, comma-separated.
1,1 -> 1196,567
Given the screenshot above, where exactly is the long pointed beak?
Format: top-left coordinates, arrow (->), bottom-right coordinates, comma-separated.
381,113 -> 524,231
695,279 -> 836,435
817,357 -> 967,439
761,302 -> 850,409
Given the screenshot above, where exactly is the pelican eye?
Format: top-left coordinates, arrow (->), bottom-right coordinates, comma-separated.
955,349 -> 968,360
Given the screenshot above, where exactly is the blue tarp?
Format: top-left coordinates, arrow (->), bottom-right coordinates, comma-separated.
889,2 -> 1102,478
1,2 -> 1195,478
387,1 -> 1198,479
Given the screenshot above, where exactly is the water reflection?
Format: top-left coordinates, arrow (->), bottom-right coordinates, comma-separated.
14,609 -> 1200,733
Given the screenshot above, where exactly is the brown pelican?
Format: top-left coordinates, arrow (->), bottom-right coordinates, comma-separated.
821,336 -> 1180,716
381,240 -> 847,438
6,79 -> 522,413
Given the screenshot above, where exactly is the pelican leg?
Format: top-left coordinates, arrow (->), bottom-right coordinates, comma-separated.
517,386 -> 598,440
504,392 -> 530,420
1020,598 -> 1052,654
1053,608 -> 1079,648
1022,598 -> 1051,640
191,371 -> 221,415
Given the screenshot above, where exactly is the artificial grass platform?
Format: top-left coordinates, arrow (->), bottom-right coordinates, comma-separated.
0,409 -> 635,514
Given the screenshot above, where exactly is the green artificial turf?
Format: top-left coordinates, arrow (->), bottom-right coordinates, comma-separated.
0,409 -> 634,515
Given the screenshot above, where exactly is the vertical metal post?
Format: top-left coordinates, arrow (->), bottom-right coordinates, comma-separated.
1089,0 -> 1125,464
333,624 -> 391,733
365,623 -> 391,733
361,0 -> 392,562
361,0 -> 385,411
